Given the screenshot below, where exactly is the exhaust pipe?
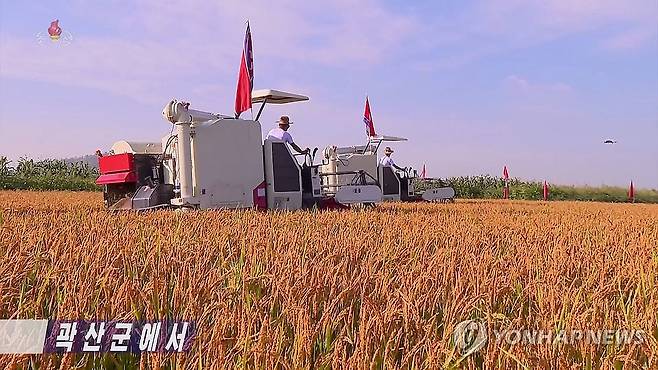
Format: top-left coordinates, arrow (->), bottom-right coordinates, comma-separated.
163,100 -> 196,205
176,122 -> 193,200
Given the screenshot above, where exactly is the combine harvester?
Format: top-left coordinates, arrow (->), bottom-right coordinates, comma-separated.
319,98 -> 455,204
320,139 -> 455,204
96,90 -> 384,211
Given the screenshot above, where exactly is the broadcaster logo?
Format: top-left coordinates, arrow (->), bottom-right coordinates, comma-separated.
453,320 -> 487,357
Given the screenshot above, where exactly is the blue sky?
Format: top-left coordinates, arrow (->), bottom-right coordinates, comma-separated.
0,0 -> 656,187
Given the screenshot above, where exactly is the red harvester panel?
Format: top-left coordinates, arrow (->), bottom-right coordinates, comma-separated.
99,153 -> 135,174
96,171 -> 137,185
252,181 -> 267,210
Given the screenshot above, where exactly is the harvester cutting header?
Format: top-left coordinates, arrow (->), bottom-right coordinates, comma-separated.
95,22 -> 453,211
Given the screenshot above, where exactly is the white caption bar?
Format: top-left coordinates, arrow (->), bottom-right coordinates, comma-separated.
0,320 -> 48,354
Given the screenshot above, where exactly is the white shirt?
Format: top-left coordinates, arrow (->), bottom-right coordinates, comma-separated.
379,155 -> 396,167
266,127 -> 294,144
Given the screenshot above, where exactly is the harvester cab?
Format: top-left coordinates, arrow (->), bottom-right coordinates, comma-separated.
96,89 -> 383,211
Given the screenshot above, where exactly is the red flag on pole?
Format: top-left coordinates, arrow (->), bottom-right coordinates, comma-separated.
503,166 -> 509,199
363,97 -> 377,137
628,181 -> 635,203
420,164 -> 426,179
543,180 -> 549,201
235,22 -> 253,118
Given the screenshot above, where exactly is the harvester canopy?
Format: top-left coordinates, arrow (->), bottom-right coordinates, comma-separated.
252,89 -> 309,121
369,135 -> 408,142
251,89 -> 309,104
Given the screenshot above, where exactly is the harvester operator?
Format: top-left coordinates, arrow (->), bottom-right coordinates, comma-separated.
266,115 -> 309,154
379,147 -> 405,171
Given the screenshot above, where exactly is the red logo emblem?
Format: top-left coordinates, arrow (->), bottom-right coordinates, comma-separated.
48,20 -> 62,41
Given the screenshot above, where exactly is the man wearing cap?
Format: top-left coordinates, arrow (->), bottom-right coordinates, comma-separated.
266,115 -> 309,154
379,147 -> 405,171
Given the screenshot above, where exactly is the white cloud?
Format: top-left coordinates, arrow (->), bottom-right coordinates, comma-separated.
600,27 -> 658,51
499,75 -> 577,116
503,75 -> 573,94
2,0 -> 654,103
0,35 -> 234,104
412,0 -> 658,70
0,0 -> 417,104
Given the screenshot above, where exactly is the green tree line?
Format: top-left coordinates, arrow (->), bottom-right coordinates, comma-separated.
0,156 -> 100,191
419,175 -> 658,203
1,156 -> 655,203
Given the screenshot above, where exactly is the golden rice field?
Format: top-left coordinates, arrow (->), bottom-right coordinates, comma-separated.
0,191 -> 657,369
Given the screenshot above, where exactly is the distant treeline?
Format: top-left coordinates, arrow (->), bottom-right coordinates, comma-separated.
0,156 -> 99,191
419,175 -> 658,203
1,156 -> 655,203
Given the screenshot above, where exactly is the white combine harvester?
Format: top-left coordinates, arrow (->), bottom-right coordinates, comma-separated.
319,137 -> 455,204
96,90 -> 454,211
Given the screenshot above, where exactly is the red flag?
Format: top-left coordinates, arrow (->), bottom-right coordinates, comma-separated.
235,22 -> 253,118
543,180 -> 549,201
420,164 -> 426,179
363,97 -> 377,137
503,165 -> 509,199
628,181 -> 635,202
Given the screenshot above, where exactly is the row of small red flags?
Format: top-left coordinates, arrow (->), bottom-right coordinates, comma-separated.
417,164 -> 636,202
502,165 -> 636,202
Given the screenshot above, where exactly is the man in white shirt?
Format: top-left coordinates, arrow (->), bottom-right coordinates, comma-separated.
266,115 -> 309,154
379,146 -> 405,171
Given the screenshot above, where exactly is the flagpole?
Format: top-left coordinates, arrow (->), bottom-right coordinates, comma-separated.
365,93 -> 368,141
364,94 -> 370,153
248,19 -> 252,120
